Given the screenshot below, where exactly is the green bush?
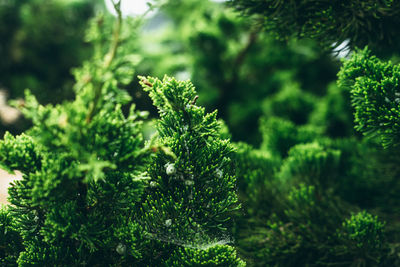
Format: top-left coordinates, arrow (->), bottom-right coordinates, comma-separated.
339,48 -> 400,148
3,0 -> 400,266
0,4 -> 243,265
260,116 -> 322,158
262,82 -> 316,125
229,0 -> 400,55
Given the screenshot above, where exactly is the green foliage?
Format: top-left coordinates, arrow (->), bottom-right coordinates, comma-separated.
0,3 -> 246,264
0,205 -> 24,266
0,0 -> 103,137
0,6 -> 150,265
4,0 -> 400,266
278,142 -> 341,188
262,82 -> 316,125
310,82 -> 356,137
234,133 -> 400,266
165,244 -> 246,267
233,142 -> 277,197
238,183 -> 345,266
0,0 -> 102,103
339,48 -> 400,148
0,133 -> 41,174
260,116 -> 322,158
138,76 -> 241,264
134,0 -> 338,145
232,142 -> 279,217
229,0 -> 400,55
334,211 -> 387,266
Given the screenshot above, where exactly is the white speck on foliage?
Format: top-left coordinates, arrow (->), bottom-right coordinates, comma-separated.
165,162 -> 176,175
185,180 -> 194,186
215,168 -> 223,178
116,243 -> 126,255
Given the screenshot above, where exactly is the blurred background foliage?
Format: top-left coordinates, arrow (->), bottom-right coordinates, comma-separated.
229,0 -> 400,57
0,0 -> 103,134
0,0 -> 340,145
3,0 -> 400,265
0,0 -> 102,102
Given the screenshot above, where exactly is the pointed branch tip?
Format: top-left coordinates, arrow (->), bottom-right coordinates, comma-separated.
141,78 -> 153,87
191,95 -> 199,105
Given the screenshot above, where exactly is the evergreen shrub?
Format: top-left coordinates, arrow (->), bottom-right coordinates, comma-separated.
0,2 -> 243,265
3,0 -> 400,266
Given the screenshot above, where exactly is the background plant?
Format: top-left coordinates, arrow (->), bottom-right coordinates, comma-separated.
2,0 -> 400,266
0,2 -> 245,265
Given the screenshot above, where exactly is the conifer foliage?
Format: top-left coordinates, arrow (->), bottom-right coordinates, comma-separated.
339,48 -> 400,148
226,0 -> 400,265
229,0 -> 400,54
4,0 -> 400,266
138,75 -> 242,265
0,2 -> 244,265
0,1 -> 149,264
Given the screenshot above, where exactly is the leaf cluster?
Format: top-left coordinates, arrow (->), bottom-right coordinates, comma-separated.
339,48 -> 400,148
229,0 -> 400,55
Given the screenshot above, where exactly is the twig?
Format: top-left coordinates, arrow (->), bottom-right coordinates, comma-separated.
86,0 -> 123,123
